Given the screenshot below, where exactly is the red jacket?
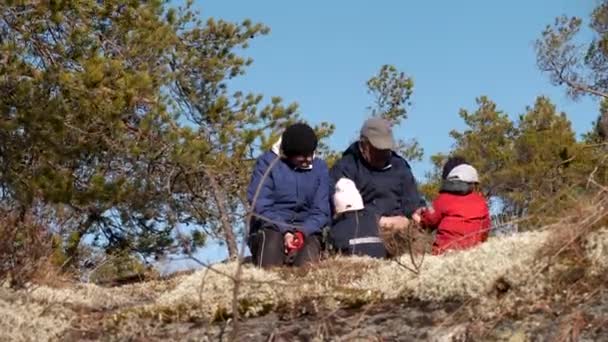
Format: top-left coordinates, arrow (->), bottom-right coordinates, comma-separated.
421,192 -> 490,255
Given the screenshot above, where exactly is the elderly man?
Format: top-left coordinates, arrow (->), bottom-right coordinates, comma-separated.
247,123 -> 330,268
329,117 -> 425,256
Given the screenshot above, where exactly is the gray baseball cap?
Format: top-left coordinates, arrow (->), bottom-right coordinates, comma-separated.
360,117 -> 396,150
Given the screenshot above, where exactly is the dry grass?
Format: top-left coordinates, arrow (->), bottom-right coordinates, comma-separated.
0,288 -> 71,342
120,229 -> 551,324
23,276 -> 181,310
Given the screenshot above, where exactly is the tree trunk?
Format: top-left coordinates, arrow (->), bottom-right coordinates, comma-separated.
207,173 -> 238,259
598,111 -> 608,141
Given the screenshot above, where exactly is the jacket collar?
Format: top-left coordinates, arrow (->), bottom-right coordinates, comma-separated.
439,179 -> 474,195
347,141 -> 392,171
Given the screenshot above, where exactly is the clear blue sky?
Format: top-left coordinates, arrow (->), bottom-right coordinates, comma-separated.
162,0 -> 599,271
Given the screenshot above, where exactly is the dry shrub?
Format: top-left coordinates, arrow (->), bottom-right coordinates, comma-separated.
0,210 -> 60,288
88,252 -> 160,286
468,194 -> 608,339
584,228 -> 608,275
379,223 -> 432,257
535,194 -> 608,272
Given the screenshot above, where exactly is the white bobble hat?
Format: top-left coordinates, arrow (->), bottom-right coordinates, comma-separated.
333,178 -> 364,214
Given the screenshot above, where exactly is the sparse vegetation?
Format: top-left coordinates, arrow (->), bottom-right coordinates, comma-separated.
0,195 -> 606,340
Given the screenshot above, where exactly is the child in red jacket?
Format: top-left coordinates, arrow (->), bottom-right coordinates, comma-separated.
420,162 -> 490,255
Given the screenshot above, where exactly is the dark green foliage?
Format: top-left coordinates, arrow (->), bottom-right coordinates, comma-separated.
366,64 -> 423,161
0,1 -> 333,262
423,96 -> 597,225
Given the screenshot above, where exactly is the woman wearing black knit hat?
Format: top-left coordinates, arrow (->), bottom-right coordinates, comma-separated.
246,123 -> 330,268
280,122 -> 319,169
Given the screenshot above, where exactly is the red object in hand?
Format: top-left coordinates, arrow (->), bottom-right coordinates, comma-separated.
286,231 -> 305,254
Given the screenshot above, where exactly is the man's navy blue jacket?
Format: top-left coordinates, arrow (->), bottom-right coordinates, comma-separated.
329,142 -> 425,218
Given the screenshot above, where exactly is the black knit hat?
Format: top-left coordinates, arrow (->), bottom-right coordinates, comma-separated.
281,123 -> 318,157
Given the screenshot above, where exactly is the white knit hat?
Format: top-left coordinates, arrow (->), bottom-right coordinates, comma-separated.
333,178 -> 364,214
447,164 -> 480,183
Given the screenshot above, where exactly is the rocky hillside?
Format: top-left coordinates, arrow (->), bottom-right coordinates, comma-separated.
2,212 -> 608,341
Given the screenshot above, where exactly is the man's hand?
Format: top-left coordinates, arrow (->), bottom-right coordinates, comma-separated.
412,212 -> 421,224
379,216 -> 410,231
412,207 -> 425,224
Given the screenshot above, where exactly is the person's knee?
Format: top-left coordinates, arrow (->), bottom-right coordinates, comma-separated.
354,244 -> 387,259
251,227 -> 284,268
304,234 -> 322,250
261,227 -> 283,245
293,234 -> 321,266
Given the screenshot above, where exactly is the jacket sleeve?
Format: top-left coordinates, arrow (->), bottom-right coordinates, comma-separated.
301,161 -> 331,236
329,157 -> 355,191
401,160 -> 426,217
421,196 -> 445,229
247,154 -> 288,232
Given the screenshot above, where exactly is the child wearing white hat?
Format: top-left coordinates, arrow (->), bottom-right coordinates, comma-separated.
419,160 -> 490,255
329,178 -> 387,258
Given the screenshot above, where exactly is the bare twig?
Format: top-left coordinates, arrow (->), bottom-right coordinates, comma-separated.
230,154 -> 280,341
407,222 -> 425,272
393,258 -> 420,274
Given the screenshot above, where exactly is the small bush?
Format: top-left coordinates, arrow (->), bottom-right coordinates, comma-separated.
0,210 -> 57,288
379,224 -> 432,258
88,252 -> 159,285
